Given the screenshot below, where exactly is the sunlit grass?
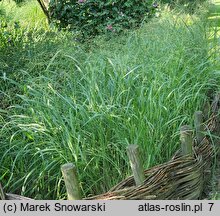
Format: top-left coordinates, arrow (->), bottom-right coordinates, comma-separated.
0,0 -> 47,28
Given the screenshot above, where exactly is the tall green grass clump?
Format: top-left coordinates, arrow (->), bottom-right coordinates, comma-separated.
0,4 -> 218,199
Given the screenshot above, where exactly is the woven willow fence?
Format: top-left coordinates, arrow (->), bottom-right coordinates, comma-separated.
1,93 -> 219,200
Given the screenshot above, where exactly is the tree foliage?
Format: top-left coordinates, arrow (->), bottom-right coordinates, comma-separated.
48,0 -> 156,38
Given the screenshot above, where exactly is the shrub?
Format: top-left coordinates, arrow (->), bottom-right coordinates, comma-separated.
49,0 -> 156,38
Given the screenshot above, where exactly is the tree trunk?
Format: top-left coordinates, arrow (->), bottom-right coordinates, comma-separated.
36,0 -> 50,22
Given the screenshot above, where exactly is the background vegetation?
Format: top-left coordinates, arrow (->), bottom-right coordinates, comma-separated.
0,0 -> 219,199
49,0 -> 156,38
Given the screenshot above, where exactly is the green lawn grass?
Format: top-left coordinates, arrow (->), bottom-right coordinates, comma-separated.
0,0 -> 219,199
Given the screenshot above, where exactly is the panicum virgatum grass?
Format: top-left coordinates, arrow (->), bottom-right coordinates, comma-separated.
0,2 -> 219,199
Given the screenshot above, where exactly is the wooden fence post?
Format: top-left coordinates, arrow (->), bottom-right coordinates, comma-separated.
194,111 -> 204,144
180,125 -> 193,156
127,145 -> 145,186
0,182 -> 5,200
61,163 -> 82,200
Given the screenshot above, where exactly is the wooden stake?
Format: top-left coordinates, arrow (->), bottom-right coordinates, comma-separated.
127,145 -> 145,186
194,111 -> 204,144
180,125 -> 193,156
61,163 -> 81,200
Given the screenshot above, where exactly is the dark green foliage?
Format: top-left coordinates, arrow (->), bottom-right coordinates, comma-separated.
49,0 -> 156,38
0,20 -> 21,49
0,7 -> 5,17
13,0 -> 26,4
